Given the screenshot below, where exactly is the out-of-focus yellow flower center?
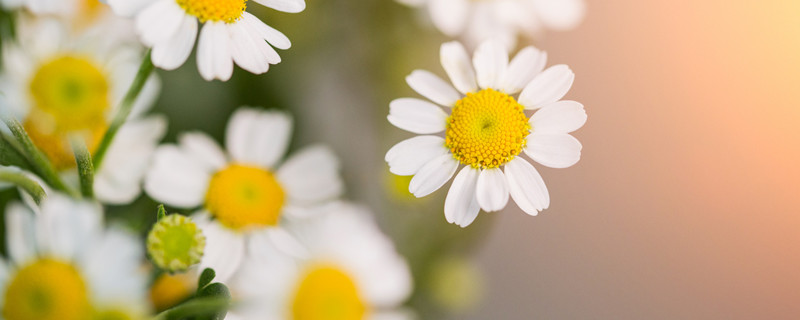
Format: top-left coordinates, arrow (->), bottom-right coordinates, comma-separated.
175,0 -> 248,23
149,273 -> 196,312
205,164 -> 285,230
2,258 -> 90,320
26,55 -> 110,169
445,88 -> 530,169
291,265 -> 367,320
91,308 -> 136,320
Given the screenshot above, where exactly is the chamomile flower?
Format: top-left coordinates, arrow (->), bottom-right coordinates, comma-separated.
0,193 -> 149,319
1,0 -> 104,20
386,40 -> 587,227
0,17 -> 165,205
103,0 -> 302,81
144,107 -> 344,282
229,202 -> 413,319
399,0 -> 586,49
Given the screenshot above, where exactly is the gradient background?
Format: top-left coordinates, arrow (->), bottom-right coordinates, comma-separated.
98,0 -> 800,318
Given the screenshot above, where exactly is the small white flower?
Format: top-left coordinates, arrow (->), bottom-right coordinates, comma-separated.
386,40 -> 587,227
229,202 -> 413,319
103,0 -> 303,81
144,107 -> 344,282
0,193 -> 149,319
0,17 -> 165,205
399,0 -> 586,49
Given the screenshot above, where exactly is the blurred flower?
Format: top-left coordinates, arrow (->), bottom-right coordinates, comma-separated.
386,40 -> 587,226
428,256 -> 483,313
398,0 -> 585,49
149,272 -> 196,312
144,107 -> 344,282
229,202 -> 413,319
146,213 -> 206,272
0,16 -> 165,205
103,0 -> 303,81
1,0 -> 104,21
0,193 -> 149,319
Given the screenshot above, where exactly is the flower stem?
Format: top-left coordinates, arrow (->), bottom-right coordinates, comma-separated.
0,166 -> 45,205
71,137 -> 94,198
0,114 -> 75,196
93,50 -> 154,170
151,297 -> 231,320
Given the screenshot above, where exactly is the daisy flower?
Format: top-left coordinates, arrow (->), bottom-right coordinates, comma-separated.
399,0 -> 586,49
103,0 -> 303,81
0,193 -> 149,319
1,0 -> 105,21
0,17 -> 165,205
229,202 -> 413,319
386,40 -> 587,227
144,107 -> 344,282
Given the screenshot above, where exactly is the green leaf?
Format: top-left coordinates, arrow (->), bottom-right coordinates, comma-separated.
157,204 -> 167,221
195,283 -> 231,320
197,268 -> 215,292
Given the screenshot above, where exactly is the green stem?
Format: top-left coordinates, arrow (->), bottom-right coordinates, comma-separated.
71,137 -> 94,198
93,50 -> 154,170
0,114 -> 75,196
0,166 -> 45,205
151,297 -> 231,320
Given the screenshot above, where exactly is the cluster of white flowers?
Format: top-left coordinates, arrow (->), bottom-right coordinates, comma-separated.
0,0 -> 587,317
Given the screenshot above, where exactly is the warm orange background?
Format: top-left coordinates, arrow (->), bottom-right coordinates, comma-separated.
469,0 -> 800,318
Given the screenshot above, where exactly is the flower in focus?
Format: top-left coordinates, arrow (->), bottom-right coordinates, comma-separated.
144,107 -> 344,282
398,0 -> 585,49
386,40 -> 587,227
0,17 -> 165,205
229,202 -> 413,319
0,193 -> 149,319
146,213 -> 206,272
103,0 -> 303,81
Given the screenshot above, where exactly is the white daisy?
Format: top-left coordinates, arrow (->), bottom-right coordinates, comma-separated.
386,40 -> 587,227
0,193 -> 149,319
144,107 -> 344,282
0,16 -> 165,205
229,202 -> 413,320
399,0 -> 586,49
103,0 -> 303,81
1,0 -> 104,20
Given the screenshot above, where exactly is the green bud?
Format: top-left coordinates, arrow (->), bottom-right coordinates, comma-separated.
147,214 -> 206,272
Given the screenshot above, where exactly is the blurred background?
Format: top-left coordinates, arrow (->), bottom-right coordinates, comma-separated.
5,0 -> 800,318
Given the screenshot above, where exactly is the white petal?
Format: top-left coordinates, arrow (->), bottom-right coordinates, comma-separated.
37,195 -> 102,261
406,70 -> 461,107
6,203 -> 36,265
253,0 -> 305,13
197,22 -> 233,82
476,168 -> 509,212
385,136 -> 448,176
388,98 -> 447,134
144,146 -> 214,208
242,12 -> 291,50
151,13 -> 197,70
178,132 -> 228,170
107,0 -> 156,16
428,0 -> 469,36
276,145 -> 343,205
135,0 -> 185,47
525,133 -> 582,168
518,64 -> 575,109
504,158 -> 549,215
499,46 -> 547,94
408,154 -> 458,197
440,41 -> 477,94
198,221 -> 245,283
444,166 -> 480,227
228,20 -> 274,75
472,39 -> 509,90
82,229 -> 146,304
530,100 -> 587,134
226,108 -> 292,169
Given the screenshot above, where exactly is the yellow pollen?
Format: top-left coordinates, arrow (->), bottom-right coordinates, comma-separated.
445,88 -> 530,169
26,55 -> 110,169
175,0 -> 247,23
291,265 -> 367,320
205,164 -> 285,230
2,258 -> 90,320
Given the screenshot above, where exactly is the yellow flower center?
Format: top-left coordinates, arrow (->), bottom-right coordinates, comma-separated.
149,273 -> 196,312
205,164 -> 285,230
445,88 -> 530,169
26,55 -> 110,169
291,265 -> 367,320
2,258 -> 90,320
175,0 -> 248,23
